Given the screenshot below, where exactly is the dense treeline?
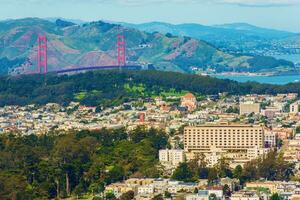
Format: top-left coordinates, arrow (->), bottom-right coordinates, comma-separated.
172,151 -> 294,185
0,70 -> 300,107
215,56 -> 295,73
248,56 -> 295,72
0,127 -> 168,199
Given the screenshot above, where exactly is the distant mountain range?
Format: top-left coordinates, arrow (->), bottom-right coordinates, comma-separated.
0,18 -> 297,75
121,21 -> 295,41
120,22 -> 300,58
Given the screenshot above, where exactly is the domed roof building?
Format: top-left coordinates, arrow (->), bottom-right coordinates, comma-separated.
181,92 -> 197,112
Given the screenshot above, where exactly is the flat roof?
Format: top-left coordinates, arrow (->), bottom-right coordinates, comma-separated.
185,124 -> 263,128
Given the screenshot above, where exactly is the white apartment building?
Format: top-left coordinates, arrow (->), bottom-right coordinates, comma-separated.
137,185 -> 155,195
264,130 -> 277,147
290,101 -> 299,114
159,149 -> 185,166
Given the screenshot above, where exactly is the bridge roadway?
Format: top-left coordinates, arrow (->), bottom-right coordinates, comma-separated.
54,65 -> 142,74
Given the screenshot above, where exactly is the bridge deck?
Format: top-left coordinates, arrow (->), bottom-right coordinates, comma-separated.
54,65 -> 142,74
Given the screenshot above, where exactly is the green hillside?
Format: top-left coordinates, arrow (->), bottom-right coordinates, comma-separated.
0,70 -> 300,107
0,18 -> 296,75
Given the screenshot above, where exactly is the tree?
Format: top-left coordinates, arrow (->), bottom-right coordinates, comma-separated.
129,126 -> 149,143
233,165 -> 243,180
270,193 -> 282,200
225,106 -> 239,114
223,184 -> 231,197
194,188 -> 199,194
209,193 -> 218,200
277,139 -> 283,148
164,191 -> 172,198
258,151 -> 277,180
52,135 -> 82,197
276,153 -> 294,181
172,163 -> 193,182
187,158 -> 200,181
153,194 -> 164,200
0,127 -> 168,198
208,168 -> 219,185
216,158 -> 232,178
106,166 -> 125,184
241,160 -> 258,183
106,192 -> 117,200
120,190 -> 135,200
199,167 -> 209,179
0,172 -> 47,199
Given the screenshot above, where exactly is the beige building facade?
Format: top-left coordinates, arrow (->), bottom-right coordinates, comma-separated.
240,103 -> 261,115
184,123 -> 265,164
184,123 -> 264,152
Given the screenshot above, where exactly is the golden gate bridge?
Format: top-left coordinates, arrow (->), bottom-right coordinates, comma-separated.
27,34 -> 141,75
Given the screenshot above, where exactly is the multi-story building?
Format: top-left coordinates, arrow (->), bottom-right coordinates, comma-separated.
264,130 -> 277,147
184,123 -> 264,152
184,123 -> 265,163
137,185 -> 155,195
240,103 -> 261,115
247,146 -> 270,160
290,101 -> 299,114
159,149 -> 185,167
283,139 -> 300,162
273,128 -> 294,140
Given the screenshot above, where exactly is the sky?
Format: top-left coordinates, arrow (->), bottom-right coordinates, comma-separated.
0,0 -> 300,32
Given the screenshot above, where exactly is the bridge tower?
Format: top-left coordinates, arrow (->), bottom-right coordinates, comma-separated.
117,35 -> 126,68
37,36 -> 47,74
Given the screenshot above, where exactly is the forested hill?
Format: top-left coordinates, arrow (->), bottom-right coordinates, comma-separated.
0,70 -> 300,107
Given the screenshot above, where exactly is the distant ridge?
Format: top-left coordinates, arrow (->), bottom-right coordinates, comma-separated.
120,21 -> 295,40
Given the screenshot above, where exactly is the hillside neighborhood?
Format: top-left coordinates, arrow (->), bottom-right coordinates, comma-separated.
1,91 -> 300,199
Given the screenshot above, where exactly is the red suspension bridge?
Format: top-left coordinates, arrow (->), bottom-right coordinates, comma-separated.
27,34 -> 141,75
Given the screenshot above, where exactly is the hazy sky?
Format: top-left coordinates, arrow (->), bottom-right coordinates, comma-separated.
1,0 -> 300,32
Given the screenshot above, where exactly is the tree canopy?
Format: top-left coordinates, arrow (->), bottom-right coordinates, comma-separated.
0,70 -> 299,107
0,127 -> 168,199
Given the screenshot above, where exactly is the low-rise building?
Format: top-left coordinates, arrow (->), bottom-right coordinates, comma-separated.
247,147 -> 270,160
230,191 -> 260,200
240,103 -> 261,115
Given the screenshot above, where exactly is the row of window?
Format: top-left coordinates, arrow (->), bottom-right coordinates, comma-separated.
185,129 -> 263,133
